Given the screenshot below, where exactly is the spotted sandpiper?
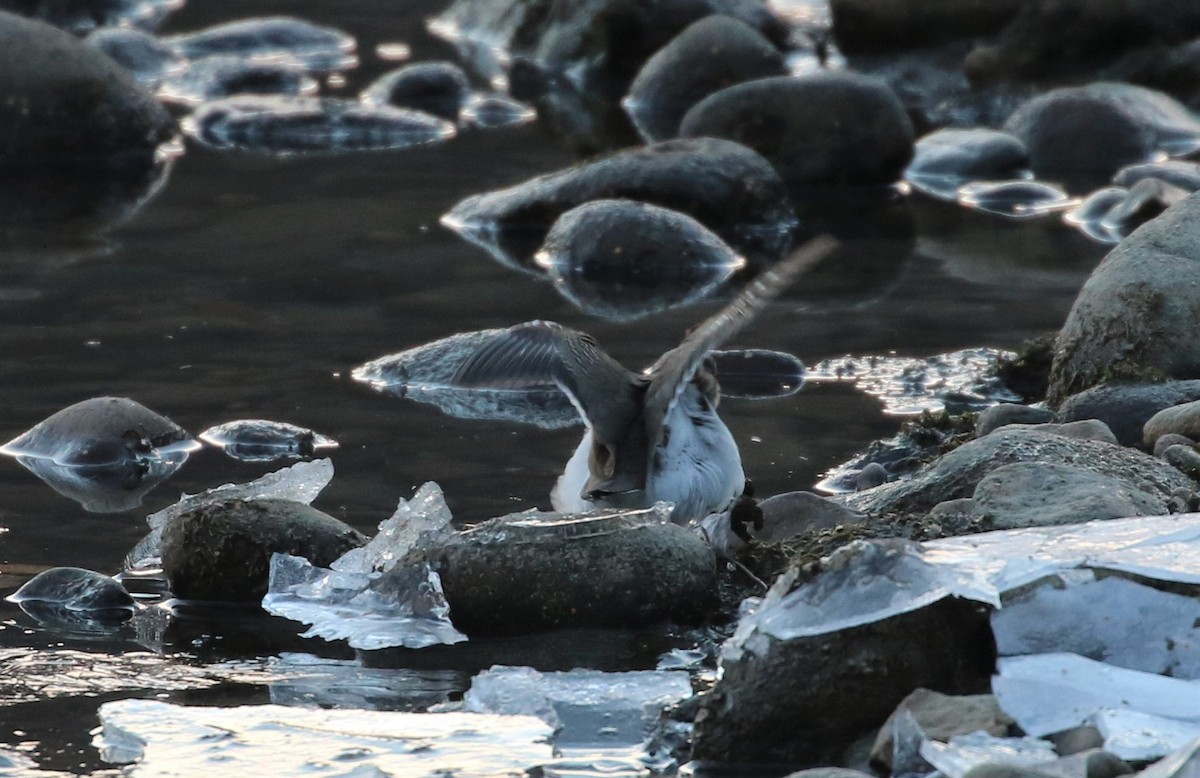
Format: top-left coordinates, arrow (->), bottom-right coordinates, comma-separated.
452,235 -> 838,524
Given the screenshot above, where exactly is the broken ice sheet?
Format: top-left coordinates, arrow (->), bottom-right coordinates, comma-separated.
1091,709 -> 1200,763
334,482 -> 453,574
352,329 -> 580,429
262,553 -> 467,650
93,699 -> 554,776
463,666 -> 693,745
198,418 -> 338,463
125,458 -> 334,570
920,731 -> 1056,778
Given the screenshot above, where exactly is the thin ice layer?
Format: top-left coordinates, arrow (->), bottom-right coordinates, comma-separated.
919,731 -> 1057,778
94,698 -> 554,775
333,482 -> 452,573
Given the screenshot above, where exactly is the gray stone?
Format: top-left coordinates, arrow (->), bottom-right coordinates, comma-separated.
870,689 -> 1014,772
691,540 -> 995,766
976,403 -> 1054,437
1048,193 -> 1200,404
679,72 -> 914,189
829,0 -> 1022,53
1002,83 -> 1200,192
1046,726 -> 1104,756
1155,433 -> 1196,458
964,765 -> 1065,778
856,462 -> 888,490
161,498 -> 367,603
929,497 -> 979,517
755,491 -> 867,541
428,515 -> 717,634
907,129 -> 1029,187
839,427 -> 1190,518
0,11 -> 173,164
971,461 -> 1166,529
1039,419 -> 1119,445
624,15 -> 786,142
442,137 -> 796,270
1055,382 -> 1200,447
1052,749 -> 1132,778
1163,444 -> 1200,481
1145,400 -> 1200,448
359,62 -> 472,120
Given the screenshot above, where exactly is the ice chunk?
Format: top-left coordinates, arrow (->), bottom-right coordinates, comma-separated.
165,17 -> 358,72
352,330 -> 579,429
463,666 -> 693,745
1092,709 -> 1200,762
93,698 -> 554,775
993,653 -> 1200,739
920,732 -> 1057,778
198,419 -> 337,463
125,458 -> 334,569
892,710 -> 935,778
262,553 -> 467,650
334,482 -> 452,573
993,572 -> 1200,678
1137,734 -> 1200,778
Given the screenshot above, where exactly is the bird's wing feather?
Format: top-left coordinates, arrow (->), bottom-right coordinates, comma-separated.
644,235 -> 839,443
451,320 -> 641,443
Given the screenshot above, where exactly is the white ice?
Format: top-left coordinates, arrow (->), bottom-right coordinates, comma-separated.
333,482 -> 452,573
919,731 -> 1057,778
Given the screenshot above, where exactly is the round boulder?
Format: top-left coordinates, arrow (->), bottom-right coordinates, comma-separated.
0,11 -> 174,164
624,15 -> 787,142
1055,381 -> 1200,447
1048,192 -> 1200,404
1144,400 -> 1200,448
427,510 -> 718,635
679,72 -> 914,189
161,498 -> 367,603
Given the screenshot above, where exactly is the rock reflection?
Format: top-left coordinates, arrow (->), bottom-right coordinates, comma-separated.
0,397 -> 201,513
199,419 -> 337,463
158,55 -> 318,106
709,349 -> 805,400
957,180 -> 1077,219
164,16 -> 358,73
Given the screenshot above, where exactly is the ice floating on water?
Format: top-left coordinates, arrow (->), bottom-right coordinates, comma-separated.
125,458 -> 334,570
463,666 -> 693,744
920,731 -> 1057,778
352,329 -> 580,429
8,567 -> 134,611
165,17 -> 358,72
334,482 -> 453,574
958,180 -> 1078,219
807,348 -> 1019,416
182,95 -> 456,154
85,27 -> 186,87
0,397 -> 200,513
459,93 -> 536,129
198,418 -> 337,462
158,55 -> 318,106
94,698 -> 554,775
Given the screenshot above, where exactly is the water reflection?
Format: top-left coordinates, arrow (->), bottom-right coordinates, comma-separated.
198,419 -> 338,463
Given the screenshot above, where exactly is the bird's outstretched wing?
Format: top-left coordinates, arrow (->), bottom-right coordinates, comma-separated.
643,235 -> 839,442
451,320 -> 643,446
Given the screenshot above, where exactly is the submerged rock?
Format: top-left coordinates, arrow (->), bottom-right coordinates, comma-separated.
359,61 -> 472,120
182,95 -> 456,154
679,72 -> 915,190
1144,401 -> 1200,449
0,11 -> 175,164
161,498 -> 366,602
535,198 -> 745,318
425,506 -> 718,634
458,93 -> 536,129
755,491 -> 867,541
441,137 -> 796,271
1055,382 -> 1200,448
623,15 -> 786,142
1048,192 -> 1200,404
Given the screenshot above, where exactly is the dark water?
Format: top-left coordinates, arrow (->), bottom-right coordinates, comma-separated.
0,0 -> 1111,772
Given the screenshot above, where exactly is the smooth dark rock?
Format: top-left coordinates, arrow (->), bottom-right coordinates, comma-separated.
1055,382 -> 1200,447
1155,433 -> 1195,458
839,427 -> 1191,517
161,498 -> 367,602
1055,749 -> 1133,778
2,396 -> 193,464
870,689 -> 1014,772
691,541 -> 995,766
679,72 -> 914,189
428,514 -> 718,635
624,15 -> 786,142
1163,444 -> 1200,481
1048,193 -> 1200,404
0,11 -> 174,164
855,462 -> 888,490
1144,400 -> 1200,447
906,129 -> 1028,197
975,403 -> 1054,437
829,0 -> 1022,53
755,491 -> 867,541
1113,160 -> 1200,192
1047,726 -> 1105,756
359,62 -> 472,120
442,137 -> 796,270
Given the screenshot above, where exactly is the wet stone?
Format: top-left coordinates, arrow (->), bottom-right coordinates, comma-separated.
199,419 -> 337,463
1048,727 -> 1106,757
1093,178 -> 1191,243
975,403 -> 1054,438
871,689 -> 1015,772
0,0 -> 182,34
160,497 -> 367,602
957,180 -> 1076,219
1155,434 -> 1195,458
856,462 -> 888,490
1064,187 -> 1133,244
534,199 -> 745,319
158,55 -> 317,106
7,567 -> 135,610
441,137 -> 797,271
182,95 -> 456,154
1162,444 -> 1200,481
457,93 -> 536,130
623,15 -> 787,143
1113,161 -> 1200,192
679,72 -> 915,190
84,27 -> 184,87
165,16 -> 357,72
359,61 -> 472,120
905,129 -> 1029,202
755,491 -> 867,541
1143,400 -> 1200,449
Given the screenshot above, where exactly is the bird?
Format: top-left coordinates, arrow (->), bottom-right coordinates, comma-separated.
451,235 -> 838,526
